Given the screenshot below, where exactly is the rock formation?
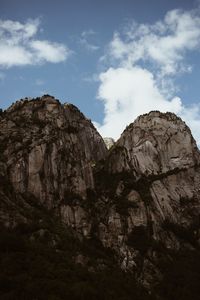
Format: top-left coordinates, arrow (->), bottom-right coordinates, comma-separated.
0,95 -> 107,227
1,96 -> 200,299
103,137 -> 115,149
94,111 -> 200,287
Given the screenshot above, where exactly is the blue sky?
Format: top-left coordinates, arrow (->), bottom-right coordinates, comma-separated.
1,0 -> 200,143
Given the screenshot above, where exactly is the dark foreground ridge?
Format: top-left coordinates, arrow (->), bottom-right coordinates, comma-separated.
0,95 -> 200,300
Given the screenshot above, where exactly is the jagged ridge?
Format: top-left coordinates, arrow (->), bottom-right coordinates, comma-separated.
1,96 -> 200,300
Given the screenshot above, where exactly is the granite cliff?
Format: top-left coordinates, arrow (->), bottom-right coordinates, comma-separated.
0,96 -> 200,300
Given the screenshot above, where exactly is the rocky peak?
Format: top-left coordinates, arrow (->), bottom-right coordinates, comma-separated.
93,110 -> 200,287
1,99 -> 200,299
0,95 -> 107,212
107,111 -> 200,177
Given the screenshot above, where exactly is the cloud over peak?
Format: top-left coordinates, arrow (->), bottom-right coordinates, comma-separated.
97,67 -> 183,140
0,19 -> 71,68
96,8 -> 200,145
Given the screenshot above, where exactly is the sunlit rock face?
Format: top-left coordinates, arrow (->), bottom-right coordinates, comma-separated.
107,111 -> 199,176
93,111 -> 200,286
1,98 -> 200,290
103,137 -> 115,149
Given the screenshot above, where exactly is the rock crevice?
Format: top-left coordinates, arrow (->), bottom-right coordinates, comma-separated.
1,97 -> 200,292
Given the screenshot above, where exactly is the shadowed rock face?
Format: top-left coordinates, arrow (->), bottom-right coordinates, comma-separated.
94,111 -> 200,286
0,95 -> 107,230
1,97 -> 200,292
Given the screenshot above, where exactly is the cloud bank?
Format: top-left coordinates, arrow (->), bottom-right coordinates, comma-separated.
96,8 -> 200,145
0,19 -> 71,68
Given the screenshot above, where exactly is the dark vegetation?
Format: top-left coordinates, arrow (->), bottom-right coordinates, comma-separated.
0,228 -> 151,300
115,196 -> 139,215
127,225 -> 150,254
1,100 -> 200,299
162,219 -> 200,247
1,196 -> 200,300
0,204 -> 152,300
157,248 -> 200,300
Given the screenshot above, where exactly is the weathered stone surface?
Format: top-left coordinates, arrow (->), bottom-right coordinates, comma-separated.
107,111 -> 199,176
94,111 -> 200,287
0,95 -> 107,210
1,100 -> 200,292
103,137 -> 115,149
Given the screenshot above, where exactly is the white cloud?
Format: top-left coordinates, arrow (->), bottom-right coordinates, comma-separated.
180,103 -> 200,147
0,19 -> 71,68
96,8 -> 200,146
97,67 -> 183,139
107,9 -> 200,75
30,40 -> 68,63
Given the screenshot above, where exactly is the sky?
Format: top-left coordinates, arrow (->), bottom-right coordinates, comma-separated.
1,0 -> 200,144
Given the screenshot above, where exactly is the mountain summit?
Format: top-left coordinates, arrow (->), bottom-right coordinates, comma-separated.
0,95 -> 200,300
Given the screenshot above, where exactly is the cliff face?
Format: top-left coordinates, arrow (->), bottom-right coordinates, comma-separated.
94,111 -> 200,286
1,97 -> 200,298
0,95 -> 107,230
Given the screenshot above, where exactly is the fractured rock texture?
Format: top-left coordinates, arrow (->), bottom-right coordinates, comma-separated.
1,97 -> 200,291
